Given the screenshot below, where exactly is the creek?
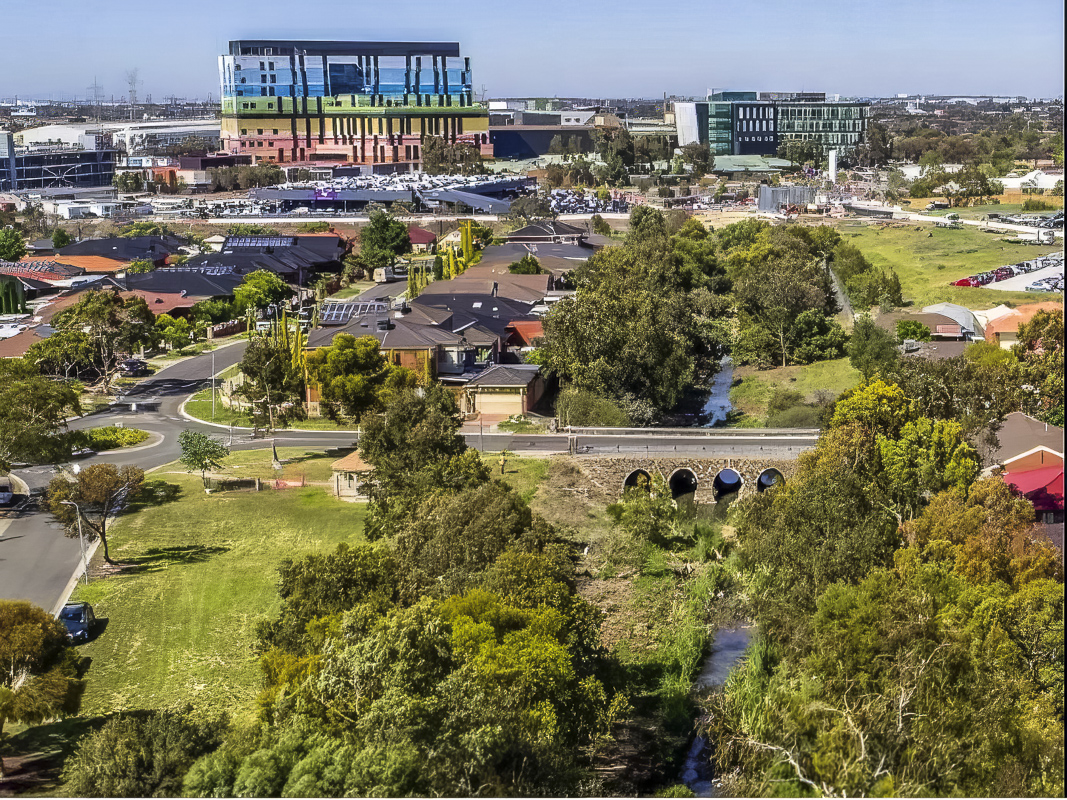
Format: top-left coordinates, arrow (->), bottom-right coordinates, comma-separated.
700,357 -> 734,427
680,627 -> 754,796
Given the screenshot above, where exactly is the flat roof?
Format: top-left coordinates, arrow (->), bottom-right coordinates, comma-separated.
228,40 -> 461,58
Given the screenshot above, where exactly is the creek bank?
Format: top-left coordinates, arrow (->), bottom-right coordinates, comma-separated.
680,627 -> 754,796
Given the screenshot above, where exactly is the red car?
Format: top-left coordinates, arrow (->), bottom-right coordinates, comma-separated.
952,278 -> 976,287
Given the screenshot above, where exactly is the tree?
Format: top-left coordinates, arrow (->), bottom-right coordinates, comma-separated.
126,258 -> 154,274
679,142 -> 713,176
847,314 -> 898,380
47,463 -> 145,564
51,228 -> 71,249
0,228 -> 26,262
236,335 -> 305,430
0,600 -> 79,780
508,254 -> 542,274
590,214 -> 612,236
507,194 -> 555,222
0,359 -> 81,470
896,319 -> 932,343
156,314 -> 193,351
52,290 -> 156,389
358,211 -> 410,269
305,334 -> 415,420
178,430 -> 230,487
233,270 -> 293,314
112,171 -> 144,193
25,329 -> 96,380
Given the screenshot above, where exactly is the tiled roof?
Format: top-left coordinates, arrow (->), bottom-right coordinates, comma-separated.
467,364 -> 541,387
332,451 -> 372,472
22,255 -> 126,273
993,412 -> 1064,466
407,226 -> 437,245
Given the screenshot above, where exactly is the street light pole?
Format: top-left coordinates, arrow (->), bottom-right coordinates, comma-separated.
211,348 -> 216,420
60,500 -> 88,585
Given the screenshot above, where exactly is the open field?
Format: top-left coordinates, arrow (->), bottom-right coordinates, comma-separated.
327,280 -> 376,299
69,454 -> 367,719
834,222 -> 1062,308
730,358 -> 861,425
184,389 -> 358,431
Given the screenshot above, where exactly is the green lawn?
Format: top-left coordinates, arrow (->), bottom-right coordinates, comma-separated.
835,223 -> 1062,308
327,281 -> 376,299
184,389 -> 358,431
730,357 -> 861,425
484,455 -> 550,504
70,459 -> 366,720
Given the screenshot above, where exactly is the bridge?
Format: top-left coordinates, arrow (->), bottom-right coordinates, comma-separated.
567,428 -> 818,503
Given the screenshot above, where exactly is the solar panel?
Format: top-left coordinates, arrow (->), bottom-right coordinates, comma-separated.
224,236 -> 295,249
318,301 -> 387,325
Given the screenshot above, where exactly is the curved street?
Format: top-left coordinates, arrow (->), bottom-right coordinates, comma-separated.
1,342 -> 817,615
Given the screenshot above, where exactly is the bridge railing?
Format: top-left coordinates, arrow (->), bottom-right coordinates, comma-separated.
564,427 -> 820,437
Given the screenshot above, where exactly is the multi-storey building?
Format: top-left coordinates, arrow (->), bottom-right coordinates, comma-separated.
218,40 -> 492,167
0,131 -> 116,191
675,91 -> 869,158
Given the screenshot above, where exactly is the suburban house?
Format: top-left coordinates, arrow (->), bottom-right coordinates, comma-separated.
506,220 -> 590,246
989,412 -> 1064,527
462,363 -> 545,417
407,226 -> 437,253
182,233 -> 346,285
975,302 -> 1064,349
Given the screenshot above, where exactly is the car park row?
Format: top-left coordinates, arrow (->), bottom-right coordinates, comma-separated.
950,252 -> 1064,292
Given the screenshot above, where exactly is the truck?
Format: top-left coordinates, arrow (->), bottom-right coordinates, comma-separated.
925,201 -> 950,211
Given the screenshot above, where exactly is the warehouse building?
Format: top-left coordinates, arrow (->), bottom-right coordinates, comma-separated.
1,131 -> 116,191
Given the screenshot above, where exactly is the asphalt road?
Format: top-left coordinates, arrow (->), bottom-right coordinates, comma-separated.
0,342 -> 817,613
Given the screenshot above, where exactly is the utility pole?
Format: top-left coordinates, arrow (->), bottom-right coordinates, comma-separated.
211,348 -> 216,420
60,500 -> 88,585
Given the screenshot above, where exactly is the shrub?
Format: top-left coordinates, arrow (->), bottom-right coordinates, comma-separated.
85,426 -> 151,451
556,388 -> 631,427
1022,198 -> 1054,212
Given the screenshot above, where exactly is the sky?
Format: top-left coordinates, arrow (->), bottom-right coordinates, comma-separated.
0,0 -> 1063,102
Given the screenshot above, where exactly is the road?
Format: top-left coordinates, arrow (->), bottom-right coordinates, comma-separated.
0,342 -> 817,614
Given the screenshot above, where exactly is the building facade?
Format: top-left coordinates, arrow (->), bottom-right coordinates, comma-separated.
218,40 -> 492,167
1,131 -> 116,191
675,92 -> 869,158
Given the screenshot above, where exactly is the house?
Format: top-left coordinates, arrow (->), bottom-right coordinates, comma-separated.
989,412 -> 1063,473
506,220 -> 588,246
330,451 -> 372,499
976,302 -> 1064,349
56,235 -> 186,267
182,233 -> 345,285
407,226 -> 437,253
463,364 -> 544,417
1003,466 -> 1064,525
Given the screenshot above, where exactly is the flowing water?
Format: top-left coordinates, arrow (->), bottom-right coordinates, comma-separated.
680,627 -> 754,796
701,357 -> 734,427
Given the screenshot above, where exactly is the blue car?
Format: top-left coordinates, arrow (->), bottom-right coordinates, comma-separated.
59,602 -> 97,644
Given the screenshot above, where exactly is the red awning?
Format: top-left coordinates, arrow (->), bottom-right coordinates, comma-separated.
1003,467 -> 1065,512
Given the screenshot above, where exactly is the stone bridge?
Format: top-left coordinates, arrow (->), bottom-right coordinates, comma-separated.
576,455 -> 800,503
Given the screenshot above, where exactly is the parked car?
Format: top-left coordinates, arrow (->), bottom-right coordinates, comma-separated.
119,359 -> 150,377
59,602 -> 97,643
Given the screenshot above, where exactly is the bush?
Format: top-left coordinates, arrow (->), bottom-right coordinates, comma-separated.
556,388 -> 631,427
1022,198 -> 1054,212
62,708 -> 225,797
85,426 -> 151,451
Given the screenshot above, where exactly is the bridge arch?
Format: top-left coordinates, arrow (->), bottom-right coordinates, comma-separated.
668,467 -> 698,500
623,469 -> 652,492
712,467 -> 743,500
757,468 -> 785,492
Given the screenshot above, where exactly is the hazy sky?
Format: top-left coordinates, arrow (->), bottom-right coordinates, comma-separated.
1,0 -> 1063,101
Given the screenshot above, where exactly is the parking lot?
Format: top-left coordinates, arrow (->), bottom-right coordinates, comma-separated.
986,263 -> 1064,292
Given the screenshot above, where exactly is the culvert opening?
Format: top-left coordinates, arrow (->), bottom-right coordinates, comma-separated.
712,468 -> 742,500
623,469 -> 652,492
669,468 -> 699,500
757,468 -> 784,492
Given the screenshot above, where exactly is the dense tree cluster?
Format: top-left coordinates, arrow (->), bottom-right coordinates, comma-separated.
710,375 -> 1063,796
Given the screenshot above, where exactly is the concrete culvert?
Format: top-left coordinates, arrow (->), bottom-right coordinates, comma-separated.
623,469 -> 652,492
712,468 -> 742,499
668,468 -> 699,499
757,468 -> 784,492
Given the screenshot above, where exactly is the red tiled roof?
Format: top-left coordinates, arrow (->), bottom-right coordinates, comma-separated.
505,320 -> 544,346
1004,467 -> 1065,512
407,226 -> 437,245
22,255 -> 128,273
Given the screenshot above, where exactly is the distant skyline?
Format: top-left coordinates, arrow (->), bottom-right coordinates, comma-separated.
1,0 -> 1063,102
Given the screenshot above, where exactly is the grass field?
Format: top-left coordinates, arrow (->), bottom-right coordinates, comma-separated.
835,222 -> 1062,308
484,455 -> 550,504
69,455 -> 366,720
730,357 -> 861,425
